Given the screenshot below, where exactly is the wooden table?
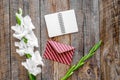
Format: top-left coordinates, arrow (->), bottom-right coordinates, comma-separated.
0,0 -> 120,80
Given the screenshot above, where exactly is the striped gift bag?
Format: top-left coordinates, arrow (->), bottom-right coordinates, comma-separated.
43,40 -> 75,65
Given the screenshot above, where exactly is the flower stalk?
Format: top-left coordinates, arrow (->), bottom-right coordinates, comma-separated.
11,8 -> 43,80
61,40 -> 102,80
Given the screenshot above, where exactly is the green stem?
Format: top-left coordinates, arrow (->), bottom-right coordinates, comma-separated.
61,40 -> 102,80
26,54 -> 36,80
28,72 -> 36,80
16,8 -> 36,80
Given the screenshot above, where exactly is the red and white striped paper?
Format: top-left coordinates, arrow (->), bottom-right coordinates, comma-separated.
43,40 -> 75,65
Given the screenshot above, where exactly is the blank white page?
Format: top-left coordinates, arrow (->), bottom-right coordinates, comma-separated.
44,9 -> 78,37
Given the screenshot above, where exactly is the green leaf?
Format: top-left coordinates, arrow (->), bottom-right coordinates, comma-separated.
61,40 -> 102,80
65,67 -> 74,78
74,62 -> 84,70
22,37 -> 28,43
84,40 -> 102,60
61,65 -> 75,80
16,8 -> 22,25
77,56 -> 85,64
16,13 -> 21,25
93,40 -> 102,52
61,72 -> 73,80
26,54 -> 32,58
28,73 -> 36,80
66,65 -> 75,75
65,72 -> 73,80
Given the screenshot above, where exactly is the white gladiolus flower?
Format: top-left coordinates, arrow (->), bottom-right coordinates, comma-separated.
24,31 -> 38,47
22,59 -> 42,76
11,15 -> 35,40
22,51 -> 43,76
15,40 -> 34,56
12,24 -> 26,40
12,9 -> 44,77
23,15 -> 35,30
15,40 -> 27,49
16,46 -> 34,56
31,51 -> 44,66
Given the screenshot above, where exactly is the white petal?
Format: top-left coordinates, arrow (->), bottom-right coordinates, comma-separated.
13,33 -> 25,40
11,26 -> 18,32
12,25 -> 23,34
33,51 -> 44,66
12,14 -> 43,76
15,42 -> 20,47
16,49 -> 25,56
22,59 -> 42,76
21,62 -> 28,69
29,67 -> 41,76
15,41 -> 26,48
26,47 -> 34,55
25,31 -> 38,47
23,15 -> 35,30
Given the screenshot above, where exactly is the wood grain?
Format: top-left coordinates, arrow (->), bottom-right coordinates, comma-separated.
10,0 -> 29,80
48,0 -> 71,80
41,0 -> 54,80
0,0 -> 120,80
0,0 -> 11,80
28,0 -> 41,79
41,0 -> 71,80
70,0 -> 84,80
100,0 -> 120,80
76,0 -> 100,80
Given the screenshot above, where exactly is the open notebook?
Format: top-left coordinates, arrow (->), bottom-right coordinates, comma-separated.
44,9 -> 78,37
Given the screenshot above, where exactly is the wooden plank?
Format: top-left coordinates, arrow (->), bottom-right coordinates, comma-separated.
77,0 -> 100,80
51,1 -> 71,80
70,0 -> 84,80
41,0 -> 71,80
28,0 -> 41,79
100,0 -> 120,80
10,0 -> 41,79
41,0 -> 54,80
1,0 -> 119,80
10,0 -> 29,80
0,0 -> 11,80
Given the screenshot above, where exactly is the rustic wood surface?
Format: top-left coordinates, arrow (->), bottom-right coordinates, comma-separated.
0,0 -> 120,80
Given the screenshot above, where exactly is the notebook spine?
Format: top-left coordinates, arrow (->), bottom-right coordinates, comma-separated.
58,13 -> 65,33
